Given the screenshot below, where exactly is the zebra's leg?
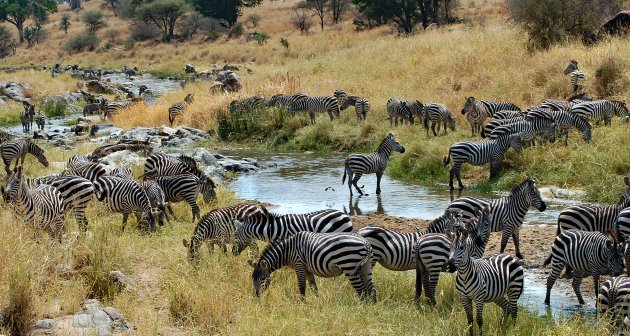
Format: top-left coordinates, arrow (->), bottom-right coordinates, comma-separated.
454,164 -> 465,190
375,171 -> 383,195
415,261 -> 425,304
121,213 -> 129,232
462,298 -> 474,335
351,174 -> 364,196
425,271 -> 439,306
475,299 -> 485,335
499,225 -> 513,254
489,161 -> 500,180
347,170 -> 354,196
167,204 -> 176,220
449,166 -> 456,191
361,261 -> 376,302
431,122 -> 438,136
512,229 -> 523,259
572,276 -> 585,305
309,112 -> 315,124
545,258 -> 564,305
443,121 -> 447,135
75,207 -> 88,232
294,262 -> 308,297
494,296 -> 509,322
327,110 -> 334,121
306,271 -> 318,295
592,274 -> 601,306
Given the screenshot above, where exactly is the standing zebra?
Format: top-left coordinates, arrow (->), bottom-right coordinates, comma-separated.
488,116 -> 556,145
20,104 -> 35,134
448,226 -> 524,335
93,176 -> 156,232
0,139 -> 49,174
571,100 -> 629,126
461,97 -> 521,136
168,93 -> 194,126
480,116 -> 525,138
544,229 -> 624,306
30,175 -> 94,231
232,207 -> 353,255
443,133 -> 525,190
333,89 -> 371,121
101,98 -> 143,120
1,169 -> 66,241
150,173 -> 215,222
342,133 -> 405,196
493,110 -> 525,120
267,93 -> 308,107
142,179 -> 169,227
599,276 -> 630,332
64,161 -> 108,184
35,111 -> 45,131
182,203 -> 266,261
287,96 -> 339,124
617,208 -> 630,274
447,177 -> 547,259
539,99 -> 571,112
229,96 -> 265,113
422,103 -> 456,136
386,98 -> 413,126
547,110 -> 592,144
564,60 -> 585,93
250,231 -> 375,300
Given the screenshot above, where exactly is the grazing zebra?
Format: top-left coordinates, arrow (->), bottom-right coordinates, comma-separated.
447,226 -> 524,336
386,98 -> 412,126
0,139 -> 49,174
64,162 -> 107,183
83,103 -> 101,117
150,173 -> 215,222
0,130 -> 13,144
564,60 -> 585,93
480,117 -> 525,138
35,111 -> 45,131
447,177 -> 547,259
544,229 -> 624,306
461,97 -> 521,136
404,100 -> 425,123
539,99 -> 571,112
250,231 -> 376,300
142,179 -> 169,226
110,166 -> 133,178
30,175 -> 94,231
93,176 -> 156,232
493,110 -> 525,120
229,96 -> 266,113
488,116 -> 556,145
571,100 -> 629,126
422,103 -> 456,136
20,105 -> 35,134
547,110 -> 592,144
599,276 -> 630,332
342,133 -> 405,196
1,169 -> 65,241
168,93 -> 194,126
182,203 -> 265,261
443,133 -> 525,190
267,93 -> 308,107
232,207 -> 353,255
288,96 -> 339,124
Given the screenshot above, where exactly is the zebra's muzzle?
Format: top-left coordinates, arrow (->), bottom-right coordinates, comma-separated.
538,202 -> 547,212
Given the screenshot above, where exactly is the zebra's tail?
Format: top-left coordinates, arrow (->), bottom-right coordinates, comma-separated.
422,112 -> 429,130
443,147 -> 452,166
352,239 -> 373,276
341,160 -> 348,186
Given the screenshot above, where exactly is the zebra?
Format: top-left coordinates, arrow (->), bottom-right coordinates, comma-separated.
447,226 -> 524,335
493,110 -> 525,120
0,130 -> 13,144
267,93 -> 308,107
447,177 -> 547,259
29,175 -> 94,231
443,133 -> 525,190
142,179 -> 169,227
93,176 -> 156,232
386,98 -> 413,126
461,97 -> 521,136
617,208 -> 630,274
480,117 -> 525,138
1,169 -> 66,241
83,103 -> 101,117
539,99 -> 571,112
229,96 -> 266,113
232,207 -> 353,255
110,166 -> 133,178
571,100 -> 629,126
67,154 -> 92,170
182,203 -> 265,261
35,111 -> 45,131
422,103 -> 456,136
544,229 -> 624,306
488,116 -> 556,145
287,96 -> 339,124
338,95 -> 370,121
101,98 -> 143,120
20,105 -> 35,133
150,173 -> 215,222
547,110 -> 592,144
599,276 -> 630,332
64,161 -> 107,184
403,100 -> 425,123
564,60 -> 585,93
250,231 -> 375,300
0,138 -> 49,174
342,133 -> 405,196
168,93 -> 194,126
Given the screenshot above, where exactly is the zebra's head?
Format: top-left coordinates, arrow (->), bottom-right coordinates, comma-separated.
461,97 -> 476,115
611,100 -> 629,118
29,142 -> 49,168
2,168 -> 24,203
509,133 -> 525,154
267,94 -> 283,106
605,228 -> 625,277
543,123 -> 556,143
564,60 -> 579,75
184,93 -> 195,104
380,133 -> 405,154
471,206 -> 492,248
251,258 -> 272,297
447,226 -> 471,269
182,237 -> 201,263
340,98 -> 353,111
581,121 -> 592,143
201,177 -> 217,203
447,113 -> 457,131
232,219 -> 250,256
525,177 -> 547,212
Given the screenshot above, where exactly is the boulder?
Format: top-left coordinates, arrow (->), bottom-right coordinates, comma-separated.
0,81 -> 29,102
108,270 -> 134,292
192,148 -> 219,167
86,80 -> 116,94
43,92 -> 80,105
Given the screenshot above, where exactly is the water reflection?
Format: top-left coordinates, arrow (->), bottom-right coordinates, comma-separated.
343,195 -> 385,216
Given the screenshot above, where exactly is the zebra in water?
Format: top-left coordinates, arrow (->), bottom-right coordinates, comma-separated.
110,166 -> 133,178
564,60 -> 585,93
20,104 -> 35,133
250,231 -> 376,300
0,138 -> 49,174
142,179 -> 169,227
422,103 -> 456,136
488,115 -> 556,145
229,96 -> 265,113
232,207 -> 353,255
168,93 -> 194,126
342,133 -> 405,196
29,175 -> 94,231
35,111 -> 45,131
93,176 -> 156,232
182,203 -> 265,261
447,177 -> 547,259
599,276 -> 630,332
287,96 -> 339,124
547,110 -> 592,144
267,93 -> 308,107
1,169 -> 65,241
571,100 -> 629,125
443,133 -> 525,190
461,97 -> 521,136
544,229 -> 624,306
150,173 -> 215,222
447,226 -> 524,335
386,98 -> 412,126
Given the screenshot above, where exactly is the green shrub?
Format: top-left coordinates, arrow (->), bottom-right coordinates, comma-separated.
44,102 -> 67,117
64,32 -> 99,53
217,107 -> 297,141
82,10 -> 107,32
595,58 -> 627,97
0,26 -> 16,58
131,22 -> 160,41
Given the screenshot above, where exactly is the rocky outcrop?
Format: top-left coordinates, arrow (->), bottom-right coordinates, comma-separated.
31,299 -> 129,336
0,81 -> 29,103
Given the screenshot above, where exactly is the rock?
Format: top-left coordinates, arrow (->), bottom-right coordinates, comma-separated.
192,148 -> 219,167
161,137 -> 196,147
83,299 -> 104,311
43,92 -> 79,105
33,319 -> 56,330
86,80 -> 116,94
159,125 -> 177,136
0,96 -> 5,105
242,158 -> 259,167
67,104 -> 82,114
101,150 -> 144,167
103,307 -> 129,333
0,81 -> 28,102
184,64 -> 196,73
218,158 -> 259,173
108,270 -> 134,291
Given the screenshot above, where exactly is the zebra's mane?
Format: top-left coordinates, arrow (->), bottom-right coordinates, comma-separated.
27,140 -> 45,155
510,178 -> 535,194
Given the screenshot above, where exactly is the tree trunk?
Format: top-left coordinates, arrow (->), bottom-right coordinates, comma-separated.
319,14 -> 324,30
17,20 -> 24,44
70,0 -> 81,10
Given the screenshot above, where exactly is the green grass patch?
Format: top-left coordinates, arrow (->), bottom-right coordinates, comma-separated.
44,102 -> 67,118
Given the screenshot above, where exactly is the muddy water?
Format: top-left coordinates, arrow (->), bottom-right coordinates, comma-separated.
222,149 -> 597,319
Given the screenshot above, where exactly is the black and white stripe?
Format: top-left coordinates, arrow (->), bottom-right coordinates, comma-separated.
571,100 -> 629,126
342,133 -> 405,196
544,229 -> 624,305
539,99 -> 571,112
251,231 -> 375,300
110,166 -> 133,178
488,115 -> 556,145
422,103 -> 456,136
229,96 -> 265,113
0,130 -> 13,144
20,105 -> 34,134
149,173 -> 214,222
1,138 -> 49,174
64,161 -> 107,183
267,93 -> 308,107
461,97 -> 521,136
142,179 -> 169,227
617,208 -> 630,274
288,96 -> 340,124
168,93 -> 194,126
338,95 -> 371,121
480,116 -> 525,138
35,111 -> 45,131
386,98 -> 413,126
598,276 -> 630,331
547,110 -> 592,144
232,207 -> 353,255
93,176 -> 155,232
443,133 -> 525,190
493,110 -> 525,120
30,175 -> 94,231
564,60 -> 585,93
447,177 -> 547,259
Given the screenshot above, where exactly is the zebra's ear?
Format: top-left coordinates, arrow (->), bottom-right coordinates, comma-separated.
625,176 -> 629,187
182,239 -> 189,248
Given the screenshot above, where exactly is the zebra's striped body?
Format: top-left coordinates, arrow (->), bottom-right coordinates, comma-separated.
447,177 -> 546,259
142,179 -> 169,226
488,116 -> 556,145
480,116 -> 525,138
35,112 -> 45,131
232,207 -> 353,255
336,94 -> 371,121
617,208 -> 630,274
386,98 -> 413,126
599,276 -> 630,331
251,231 -> 375,300
288,96 -> 339,124
547,110 -> 592,144
182,203 -> 264,261
110,166 -> 133,178
64,161 -> 107,183
229,96 -> 265,113
544,229 -> 624,305
168,93 -> 194,126
539,99 -> 571,112
30,175 -> 94,231
461,97 -> 521,136
150,173 -> 215,222
93,176 -> 155,232
267,93 -> 308,107
443,133 -> 525,190
83,103 -> 101,117
564,60 -> 585,93
0,130 -> 13,144
20,105 -> 34,133
342,133 -> 405,196
0,139 -> 49,174
493,110 -> 525,120
571,100 -> 629,126
422,103 -> 456,136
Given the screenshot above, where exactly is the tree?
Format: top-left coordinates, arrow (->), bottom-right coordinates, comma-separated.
291,8 -> 312,33
135,0 -> 186,42
297,0 -> 327,31
0,0 -> 57,44
102,0 -> 119,16
352,0 -> 456,34
329,0 -> 351,25
82,10 -> 106,32
60,13 -> 70,34
0,25 -> 16,58
70,0 -> 81,10
190,0 -> 261,28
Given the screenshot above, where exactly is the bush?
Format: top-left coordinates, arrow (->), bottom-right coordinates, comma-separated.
104,28 -> 119,42
130,22 -> 159,41
60,14 -> 71,34
254,31 -> 269,45
179,11 -> 203,40
227,22 -> 244,39
595,58 -> 628,97
292,9 -> 312,34
44,102 -> 67,117
0,26 -> 16,58
64,32 -> 99,53
198,17 -> 225,41
82,10 -> 107,32
245,13 -> 261,28
217,106 -> 296,141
